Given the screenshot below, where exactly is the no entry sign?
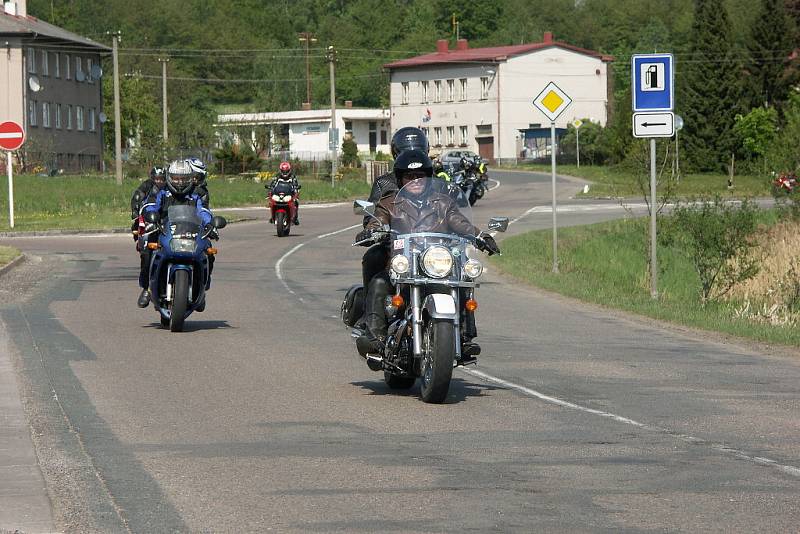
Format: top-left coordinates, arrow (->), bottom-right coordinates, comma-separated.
0,121 -> 25,151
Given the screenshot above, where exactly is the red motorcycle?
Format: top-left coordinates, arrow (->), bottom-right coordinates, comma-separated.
773,172 -> 798,195
268,180 -> 299,237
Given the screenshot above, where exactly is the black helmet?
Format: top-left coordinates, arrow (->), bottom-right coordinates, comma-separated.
393,149 -> 433,185
150,166 -> 166,187
166,159 -> 196,197
390,127 -> 429,158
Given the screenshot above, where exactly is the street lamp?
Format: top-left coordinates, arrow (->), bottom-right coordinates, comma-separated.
298,32 -> 317,106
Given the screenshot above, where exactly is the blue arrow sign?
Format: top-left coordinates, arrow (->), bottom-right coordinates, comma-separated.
632,53 -> 674,112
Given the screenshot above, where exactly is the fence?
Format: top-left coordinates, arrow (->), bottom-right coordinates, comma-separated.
365,160 -> 390,184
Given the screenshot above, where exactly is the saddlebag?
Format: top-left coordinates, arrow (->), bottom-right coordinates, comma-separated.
341,284 -> 365,327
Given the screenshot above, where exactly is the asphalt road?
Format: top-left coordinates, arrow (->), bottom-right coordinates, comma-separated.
1,169 -> 799,533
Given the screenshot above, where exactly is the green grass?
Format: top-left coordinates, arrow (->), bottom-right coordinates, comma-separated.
504,164 -> 771,199
0,245 -> 20,267
0,174 -> 371,232
493,215 -> 800,347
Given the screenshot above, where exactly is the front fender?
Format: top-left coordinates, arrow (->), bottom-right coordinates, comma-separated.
423,293 -> 458,320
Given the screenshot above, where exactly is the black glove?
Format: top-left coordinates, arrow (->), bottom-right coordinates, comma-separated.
476,232 -> 500,256
203,224 -> 219,240
355,228 -> 373,245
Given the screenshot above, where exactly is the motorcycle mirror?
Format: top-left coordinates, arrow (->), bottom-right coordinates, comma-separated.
488,217 -> 509,232
143,211 -> 159,224
353,200 -> 375,216
212,216 -> 227,229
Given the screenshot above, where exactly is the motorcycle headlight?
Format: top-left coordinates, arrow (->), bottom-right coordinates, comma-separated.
463,259 -> 483,279
420,245 -> 453,279
271,194 -> 284,202
170,238 -> 196,253
391,254 -> 410,275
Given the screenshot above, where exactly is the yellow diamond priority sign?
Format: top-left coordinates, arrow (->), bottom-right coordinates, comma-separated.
533,82 -> 572,121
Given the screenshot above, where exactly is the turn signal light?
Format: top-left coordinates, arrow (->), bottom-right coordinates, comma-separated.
465,299 -> 478,312
391,295 -> 404,308
147,242 -> 159,250
206,247 -> 218,255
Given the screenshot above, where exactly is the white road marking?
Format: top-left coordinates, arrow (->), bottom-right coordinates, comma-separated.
461,367 -> 800,479
508,203 -> 649,226
487,179 -> 501,191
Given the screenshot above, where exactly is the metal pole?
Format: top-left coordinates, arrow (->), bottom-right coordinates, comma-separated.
7,151 -> 13,228
159,57 -> 169,142
328,46 -> 337,187
675,129 -> 680,182
551,121 -> 558,273
576,127 -> 580,168
650,138 -> 658,299
112,32 -> 122,185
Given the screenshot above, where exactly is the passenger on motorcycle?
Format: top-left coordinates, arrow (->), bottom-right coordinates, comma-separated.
187,157 -> 210,208
355,149 -> 500,359
266,161 -> 301,225
130,166 -> 166,222
137,160 -> 215,308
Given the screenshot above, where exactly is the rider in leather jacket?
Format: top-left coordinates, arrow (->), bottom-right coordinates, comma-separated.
355,149 -> 500,359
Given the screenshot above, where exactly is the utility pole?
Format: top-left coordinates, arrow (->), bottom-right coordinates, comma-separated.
158,57 -> 169,142
298,32 -> 317,106
327,45 -> 337,187
109,31 -> 122,185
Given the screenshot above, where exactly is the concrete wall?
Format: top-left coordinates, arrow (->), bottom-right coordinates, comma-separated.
0,39 -> 25,129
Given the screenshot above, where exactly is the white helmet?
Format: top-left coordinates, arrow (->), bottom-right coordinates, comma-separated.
166,159 -> 196,196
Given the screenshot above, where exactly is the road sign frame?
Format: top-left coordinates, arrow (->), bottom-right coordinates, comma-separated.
631,53 -> 674,112
633,112 -> 675,138
533,82 -> 573,122
0,121 -> 25,151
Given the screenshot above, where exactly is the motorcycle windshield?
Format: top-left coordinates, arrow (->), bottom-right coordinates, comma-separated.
389,177 -> 475,237
166,205 -> 201,237
272,181 -> 294,195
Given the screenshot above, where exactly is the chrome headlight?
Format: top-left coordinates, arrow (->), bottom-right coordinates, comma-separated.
463,259 -> 483,279
271,194 -> 284,202
170,238 -> 196,253
420,245 -> 453,278
391,254 -> 410,275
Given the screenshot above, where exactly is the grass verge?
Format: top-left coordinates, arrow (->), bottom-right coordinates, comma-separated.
492,215 -> 800,347
0,174 -> 371,232
0,245 -> 21,267
503,164 -> 770,199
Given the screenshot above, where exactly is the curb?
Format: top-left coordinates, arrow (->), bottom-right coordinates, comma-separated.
0,253 -> 25,277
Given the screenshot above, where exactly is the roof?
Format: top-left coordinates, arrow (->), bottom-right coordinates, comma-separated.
0,11 -> 111,51
384,36 -> 612,70
217,108 -> 390,125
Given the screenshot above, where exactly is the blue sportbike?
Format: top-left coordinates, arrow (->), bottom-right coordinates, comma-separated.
143,205 -> 226,332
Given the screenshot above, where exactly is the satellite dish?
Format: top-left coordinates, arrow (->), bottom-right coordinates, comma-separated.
28,75 -> 42,92
91,64 -> 103,80
675,115 -> 685,131
99,112 -> 108,124
76,70 -> 86,82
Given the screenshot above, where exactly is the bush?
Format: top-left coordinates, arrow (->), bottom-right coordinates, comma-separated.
659,196 -> 761,303
341,137 -> 360,167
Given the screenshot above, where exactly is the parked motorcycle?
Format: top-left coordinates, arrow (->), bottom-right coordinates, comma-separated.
268,180 -> 299,237
341,180 -> 508,403
142,206 -> 226,332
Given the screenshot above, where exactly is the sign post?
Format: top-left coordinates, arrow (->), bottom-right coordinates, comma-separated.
0,121 -> 25,229
572,119 -> 583,168
632,53 -> 674,299
533,82 -> 572,273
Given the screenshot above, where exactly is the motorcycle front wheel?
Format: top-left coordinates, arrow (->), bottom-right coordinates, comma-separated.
276,211 -> 289,237
169,269 -> 189,332
419,318 -> 455,403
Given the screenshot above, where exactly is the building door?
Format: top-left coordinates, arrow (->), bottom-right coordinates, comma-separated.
368,121 -> 377,153
477,137 -> 494,162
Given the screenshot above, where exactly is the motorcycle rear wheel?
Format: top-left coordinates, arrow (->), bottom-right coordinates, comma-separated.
419,318 -> 454,403
169,270 -> 189,332
276,211 -> 289,237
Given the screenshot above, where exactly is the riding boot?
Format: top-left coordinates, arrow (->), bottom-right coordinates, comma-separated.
356,274 -> 391,356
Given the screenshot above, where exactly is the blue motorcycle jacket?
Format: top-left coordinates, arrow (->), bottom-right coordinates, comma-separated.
145,190 -> 213,227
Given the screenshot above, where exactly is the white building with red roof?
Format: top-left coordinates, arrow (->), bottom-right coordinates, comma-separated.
384,32 -> 612,163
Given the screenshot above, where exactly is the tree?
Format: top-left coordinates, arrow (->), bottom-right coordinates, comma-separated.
733,106 -> 777,175
679,0 -> 747,172
745,0 -> 796,108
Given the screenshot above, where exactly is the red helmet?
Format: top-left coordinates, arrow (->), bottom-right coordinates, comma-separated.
279,161 -> 292,179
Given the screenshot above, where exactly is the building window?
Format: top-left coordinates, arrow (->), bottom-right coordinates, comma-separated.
460,125 -> 468,145
42,102 -> 51,128
87,58 -> 94,82
27,48 -> 35,73
380,130 -> 387,145
433,127 -> 442,146
460,79 -> 467,101
447,79 -> 455,102
401,82 -> 409,105
344,120 -> 352,135
75,57 -> 82,80
420,80 -> 429,104
55,104 -> 62,129
76,106 -> 84,131
66,105 -> 73,130
434,80 -> 442,103
481,77 -> 489,100
54,53 -> 60,78
65,54 -> 71,79
89,108 -> 96,132
446,126 -> 455,145
28,100 -> 37,126
421,127 -> 429,139
41,50 -> 49,76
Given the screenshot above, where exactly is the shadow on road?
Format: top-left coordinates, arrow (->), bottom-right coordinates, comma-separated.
142,320 -> 234,332
351,377 -> 504,404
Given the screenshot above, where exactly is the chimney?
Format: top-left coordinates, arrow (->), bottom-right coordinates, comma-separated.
543,31 -> 553,44
344,100 -> 353,108
301,102 -> 311,111
17,0 -> 25,16
436,39 -> 448,54
456,39 -> 468,51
